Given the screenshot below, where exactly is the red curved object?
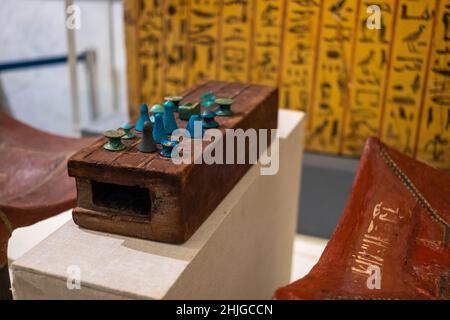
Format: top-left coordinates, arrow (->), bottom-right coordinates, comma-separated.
0,111 -> 96,299
275,137 -> 450,300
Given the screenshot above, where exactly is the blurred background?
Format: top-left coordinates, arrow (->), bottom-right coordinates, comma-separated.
0,0 -> 128,137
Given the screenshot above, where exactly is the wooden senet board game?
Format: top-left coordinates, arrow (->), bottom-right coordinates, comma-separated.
68,81 -> 278,243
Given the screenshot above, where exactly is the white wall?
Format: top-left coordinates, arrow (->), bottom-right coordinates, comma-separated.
0,0 -> 128,136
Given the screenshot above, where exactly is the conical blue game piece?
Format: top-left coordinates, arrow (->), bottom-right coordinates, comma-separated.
150,103 -> 164,123
186,115 -> 204,139
152,113 -> 166,144
163,100 -> 178,135
135,103 -> 150,132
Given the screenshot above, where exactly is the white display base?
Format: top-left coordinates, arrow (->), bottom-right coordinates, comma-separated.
11,110 -> 305,300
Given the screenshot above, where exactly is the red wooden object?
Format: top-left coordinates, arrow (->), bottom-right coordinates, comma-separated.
0,111 -> 96,299
275,137 -> 450,300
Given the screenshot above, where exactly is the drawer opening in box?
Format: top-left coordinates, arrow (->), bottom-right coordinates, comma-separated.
91,181 -> 151,216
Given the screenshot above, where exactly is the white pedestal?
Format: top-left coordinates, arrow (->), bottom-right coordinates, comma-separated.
11,110 -> 305,300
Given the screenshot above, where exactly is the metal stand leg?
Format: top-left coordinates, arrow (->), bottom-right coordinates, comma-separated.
0,77 -> 12,115
65,0 -> 81,136
108,0 -> 119,113
84,50 -> 99,121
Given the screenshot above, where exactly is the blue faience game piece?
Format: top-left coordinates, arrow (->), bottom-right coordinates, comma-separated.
200,91 -> 216,108
163,100 -> 178,135
164,96 -> 183,112
138,121 -> 157,153
215,98 -> 234,117
152,113 -> 166,144
135,103 -> 150,132
151,103 -> 165,114
186,115 -> 204,139
150,103 -> 164,123
120,122 -> 136,140
103,129 -> 126,151
160,140 -> 178,158
201,110 -> 219,129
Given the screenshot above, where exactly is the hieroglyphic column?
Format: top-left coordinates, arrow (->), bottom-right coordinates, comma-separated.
416,0 -> 450,169
163,0 -> 189,96
279,0 -> 322,112
139,1 -> 165,109
307,0 -> 359,153
218,0 -> 254,82
380,0 -> 436,156
341,0 -> 397,156
186,0 -> 220,86
250,0 -> 285,86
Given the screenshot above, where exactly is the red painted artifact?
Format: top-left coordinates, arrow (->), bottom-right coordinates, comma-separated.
275,137 -> 450,300
0,111 -> 96,299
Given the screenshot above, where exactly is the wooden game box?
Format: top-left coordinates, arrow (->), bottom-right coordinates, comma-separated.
68,81 -> 278,243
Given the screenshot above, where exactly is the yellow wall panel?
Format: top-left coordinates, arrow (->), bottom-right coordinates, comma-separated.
416,0 -> 450,169
218,0 -> 253,82
341,0 -> 397,156
380,0 -> 436,156
307,0 -> 359,154
123,0 -> 140,119
186,0 -> 220,86
163,0 -> 189,96
138,0 -> 165,107
124,0 -> 450,169
138,1 -> 164,109
250,0 -> 285,86
279,0 -> 322,111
